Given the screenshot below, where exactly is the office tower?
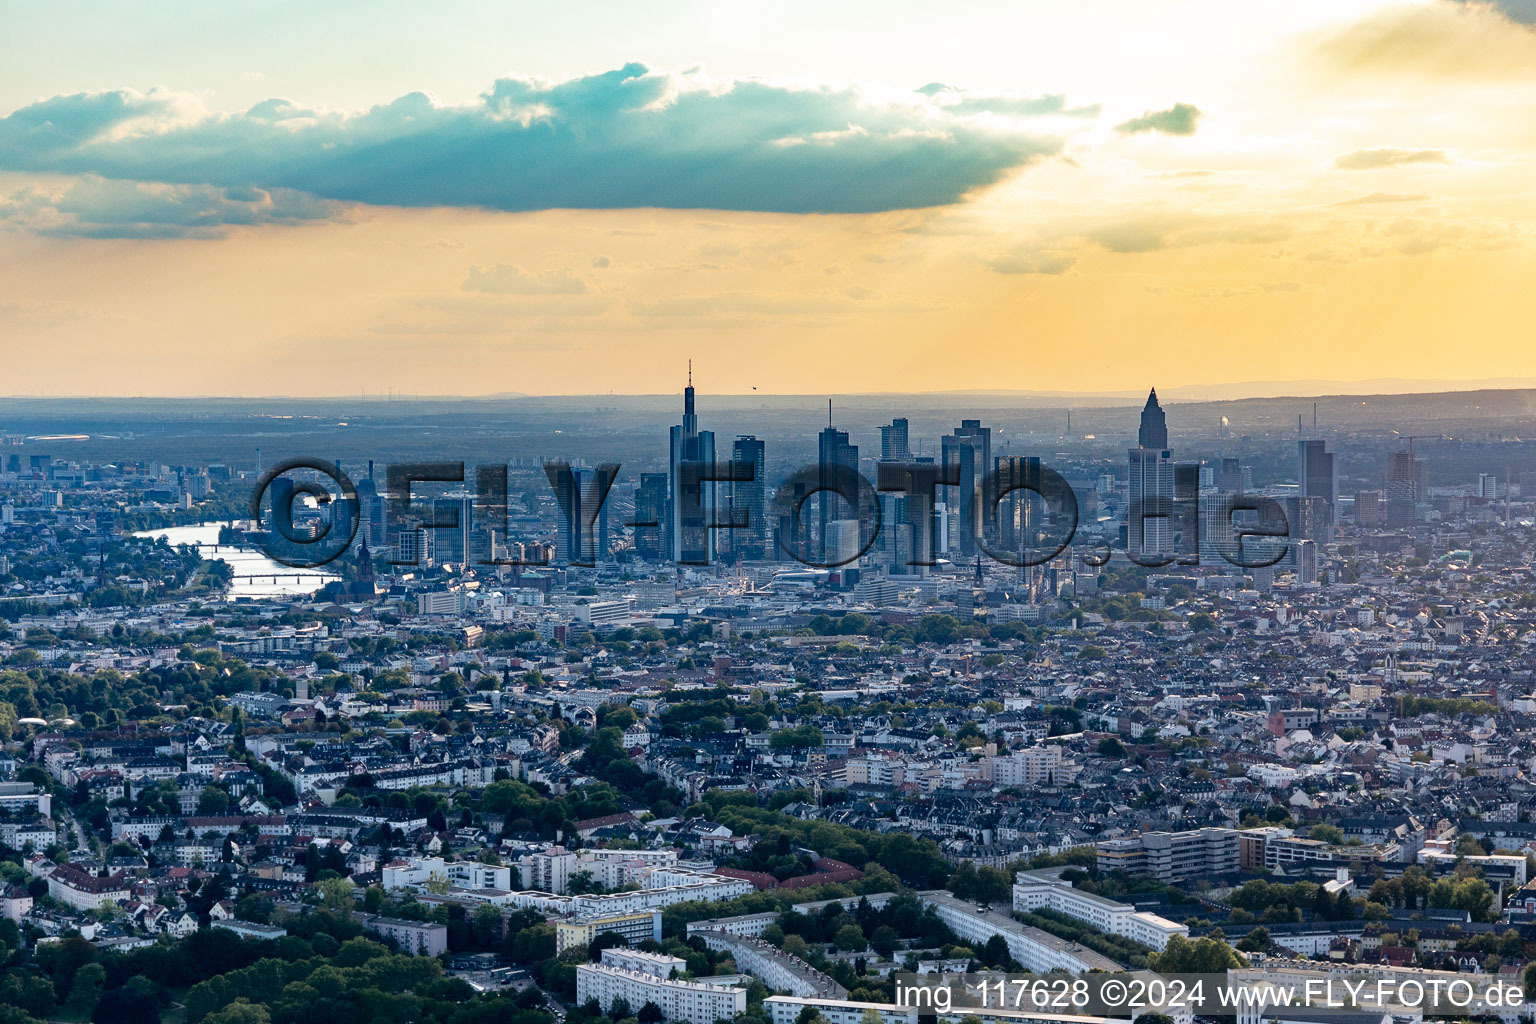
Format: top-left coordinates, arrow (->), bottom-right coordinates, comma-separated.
1284,495 -> 1329,564
554,469 -> 611,565
1217,458 -> 1244,495
393,525 -> 429,565
1128,389 -> 1173,562
1480,473 -> 1499,500
634,474 -> 669,561
941,419 -> 990,557
817,403 -> 860,561
775,474 -> 813,558
1128,448 -> 1174,560
1295,539 -> 1318,584
329,490 -> 358,550
880,444 -> 937,577
267,475 -> 309,538
825,520 -> 862,567
470,466 -> 505,566
1138,388 -> 1168,449
729,435 -> 767,561
881,418 -> 910,462
991,455 -> 1040,557
1354,490 -> 1383,528
1174,462 -> 1201,563
356,461 -> 385,549
1298,440 -> 1337,525
668,364 -> 716,564
879,489 -> 909,575
428,496 -> 474,566
1386,451 -> 1418,528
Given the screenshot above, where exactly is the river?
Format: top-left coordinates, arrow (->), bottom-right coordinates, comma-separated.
132,522 -> 339,600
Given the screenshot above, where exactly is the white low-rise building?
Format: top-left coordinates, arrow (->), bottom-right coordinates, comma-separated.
600,946 -> 686,977
691,929 -> 846,998
1012,869 -> 1188,951
382,856 -> 513,892
919,891 -> 1123,973
577,963 -> 746,1024
47,865 -> 130,912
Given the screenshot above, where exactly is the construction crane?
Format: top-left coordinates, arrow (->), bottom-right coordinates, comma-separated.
1389,432 -> 1447,462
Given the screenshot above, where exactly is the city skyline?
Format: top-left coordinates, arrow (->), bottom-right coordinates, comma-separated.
6,1 -> 1536,395
6,5 -> 1536,1023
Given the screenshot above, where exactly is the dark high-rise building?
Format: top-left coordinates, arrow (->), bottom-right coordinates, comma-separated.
634,473 -> 669,561
668,364 -> 716,564
729,435 -> 767,561
991,455 -> 1040,556
553,466 -> 614,565
431,495 -> 473,566
1138,388 -> 1168,449
1386,451 -> 1420,528
881,418 -> 910,462
1298,440 -> 1337,525
878,424 -> 932,576
1354,490 -> 1383,527
817,402 -> 859,561
1284,495 -> 1329,552
1128,389 -> 1173,562
357,460 -> 385,549
1218,457 -> 1244,495
942,419 -> 990,557
565,469 -> 611,564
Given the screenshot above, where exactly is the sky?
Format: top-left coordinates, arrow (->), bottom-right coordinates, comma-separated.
3,0 -> 1536,397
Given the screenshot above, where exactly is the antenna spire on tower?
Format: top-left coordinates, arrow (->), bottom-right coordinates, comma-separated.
828,399 -> 833,428
688,359 -> 692,386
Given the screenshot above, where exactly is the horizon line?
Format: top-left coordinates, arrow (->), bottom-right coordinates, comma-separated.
5,377 -> 1536,405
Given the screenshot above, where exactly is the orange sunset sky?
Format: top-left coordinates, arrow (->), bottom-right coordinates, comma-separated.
3,0 -> 1536,397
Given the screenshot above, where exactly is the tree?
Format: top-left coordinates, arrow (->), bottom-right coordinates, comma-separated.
203,1001 -> 272,1024
1455,834 -> 1486,857
472,903 -> 503,947
66,963 -> 106,1016
835,923 -> 867,952
870,925 -> 900,959
1096,737 -> 1127,758
770,725 -> 824,750
1150,936 -> 1245,973
1236,927 -> 1270,953
197,786 -> 231,814
638,1003 -> 664,1024
588,930 -> 629,960
509,923 -> 556,963
92,983 -> 159,1024
314,875 -> 356,915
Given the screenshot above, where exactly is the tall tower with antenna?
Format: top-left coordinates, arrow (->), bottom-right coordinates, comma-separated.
668,361 -> 715,563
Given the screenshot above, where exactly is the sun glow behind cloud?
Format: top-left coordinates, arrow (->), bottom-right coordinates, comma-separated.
3,0 -> 1536,395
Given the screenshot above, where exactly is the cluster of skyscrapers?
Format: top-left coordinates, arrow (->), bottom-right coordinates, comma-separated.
319,373 -> 1409,581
